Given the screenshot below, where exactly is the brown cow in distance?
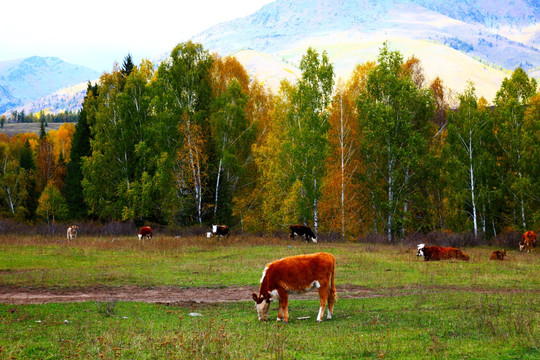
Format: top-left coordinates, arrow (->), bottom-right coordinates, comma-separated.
489,250 -> 506,261
520,231 -> 536,253
252,252 -> 336,323
416,244 -> 470,261
138,226 -> 152,240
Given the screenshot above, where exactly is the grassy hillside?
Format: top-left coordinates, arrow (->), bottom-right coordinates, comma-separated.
0,122 -> 66,137
237,37 -> 511,102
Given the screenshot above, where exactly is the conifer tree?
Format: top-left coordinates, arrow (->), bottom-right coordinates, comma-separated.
64,82 -> 97,219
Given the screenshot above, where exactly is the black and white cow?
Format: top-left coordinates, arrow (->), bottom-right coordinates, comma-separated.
211,224 -> 230,237
289,225 -> 317,243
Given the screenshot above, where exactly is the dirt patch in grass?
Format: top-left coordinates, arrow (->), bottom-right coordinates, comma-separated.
0,285 -> 537,305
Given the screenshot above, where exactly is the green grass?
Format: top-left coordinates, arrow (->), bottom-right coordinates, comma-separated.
1,293 -> 538,359
1,235 -> 538,290
0,235 -> 538,359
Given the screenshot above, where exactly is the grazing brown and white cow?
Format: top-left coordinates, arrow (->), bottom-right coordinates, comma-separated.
520,231 -> 536,253
67,225 -> 79,241
289,225 -> 317,243
212,225 -> 230,237
416,244 -> 470,261
489,250 -> 506,261
252,252 -> 336,323
138,226 -> 152,240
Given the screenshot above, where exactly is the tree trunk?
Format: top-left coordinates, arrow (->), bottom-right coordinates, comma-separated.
469,130 -> 478,240
214,159 -> 222,217
313,178 -> 318,236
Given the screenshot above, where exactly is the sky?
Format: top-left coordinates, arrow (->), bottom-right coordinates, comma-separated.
0,0 -> 275,73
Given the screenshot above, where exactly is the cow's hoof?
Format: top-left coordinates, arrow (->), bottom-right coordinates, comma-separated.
316,320 -> 322,323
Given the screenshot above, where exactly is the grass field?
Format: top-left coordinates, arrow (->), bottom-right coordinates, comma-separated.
0,122 -> 65,137
0,235 -> 538,359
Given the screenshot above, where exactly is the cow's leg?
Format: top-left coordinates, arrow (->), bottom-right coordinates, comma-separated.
317,284 -> 329,322
327,287 -> 336,320
277,289 -> 289,323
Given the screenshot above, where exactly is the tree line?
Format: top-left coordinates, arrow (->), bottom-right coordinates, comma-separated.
0,41 -> 538,241
3,110 -> 78,125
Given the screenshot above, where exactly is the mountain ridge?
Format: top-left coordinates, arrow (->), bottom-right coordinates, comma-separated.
0,56 -> 99,115
1,0 -> 539,117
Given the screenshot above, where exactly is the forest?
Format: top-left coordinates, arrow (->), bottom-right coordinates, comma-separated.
0,41 -> 538,242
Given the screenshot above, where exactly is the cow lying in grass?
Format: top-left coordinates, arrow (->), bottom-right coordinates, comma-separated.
252,252 -> 336,323
489,250 -> 506,261
416,244 -> 470,261
520,231 -> 536,253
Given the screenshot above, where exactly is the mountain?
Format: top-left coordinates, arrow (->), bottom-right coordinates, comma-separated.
192,0 -> 540,100
2,0 -> 539,117
0,56 -> 99,115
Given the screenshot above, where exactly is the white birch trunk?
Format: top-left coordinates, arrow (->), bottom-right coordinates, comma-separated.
340,94 -> 345,241
214,159 -> 222,217
469,130 -> 478,239
314,178 -> 318,235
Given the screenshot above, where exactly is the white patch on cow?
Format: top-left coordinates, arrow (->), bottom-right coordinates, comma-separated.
138,234 -> 143,240
260,267 -> 268,283
312,280 -> 320,289
269,289 -> 279,300
416,244 -> 425,257
212,225 -> 218,233
327,310 -> 332,320
256,300 -> 271,321
293,232 -> 298,237
317,307 -> 324,322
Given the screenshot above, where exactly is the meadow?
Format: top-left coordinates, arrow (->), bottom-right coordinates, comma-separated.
0,234 -> 538,359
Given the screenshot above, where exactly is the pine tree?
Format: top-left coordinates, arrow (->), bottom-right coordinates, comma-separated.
64,82 -> 97,219
19,139 -> 39,220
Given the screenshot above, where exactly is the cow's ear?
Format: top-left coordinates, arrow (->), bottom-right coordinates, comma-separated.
252,293 -> 259,302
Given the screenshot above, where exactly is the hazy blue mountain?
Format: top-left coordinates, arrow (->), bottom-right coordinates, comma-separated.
0,56 -> 99,115
2,0 -> 539,117
409,0 -> 539,28
193,0 -> 539,71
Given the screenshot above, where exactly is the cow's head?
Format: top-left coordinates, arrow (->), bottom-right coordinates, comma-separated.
252,293 -> 272,321
212,225 -> 218,233
138,233 -> 143,240
416,244 -> 425,257
311,236 -> 318,244
519,241 -> 526,251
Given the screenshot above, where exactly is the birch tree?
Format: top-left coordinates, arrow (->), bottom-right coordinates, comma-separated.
153,42 -> 213,224
83,58 -> 154,220
493,68 -> 538,231
357,44 -> 435,242
445,84 -> 489,240
286,48 -> 334,234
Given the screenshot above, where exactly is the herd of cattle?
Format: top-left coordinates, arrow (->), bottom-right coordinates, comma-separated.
64,224 -> 536,323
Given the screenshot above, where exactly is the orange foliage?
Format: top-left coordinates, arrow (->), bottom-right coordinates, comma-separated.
320,68 -> 375,239
49,123 -> 75,162
402,56 -> 425,88
210,54 -> 250,97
